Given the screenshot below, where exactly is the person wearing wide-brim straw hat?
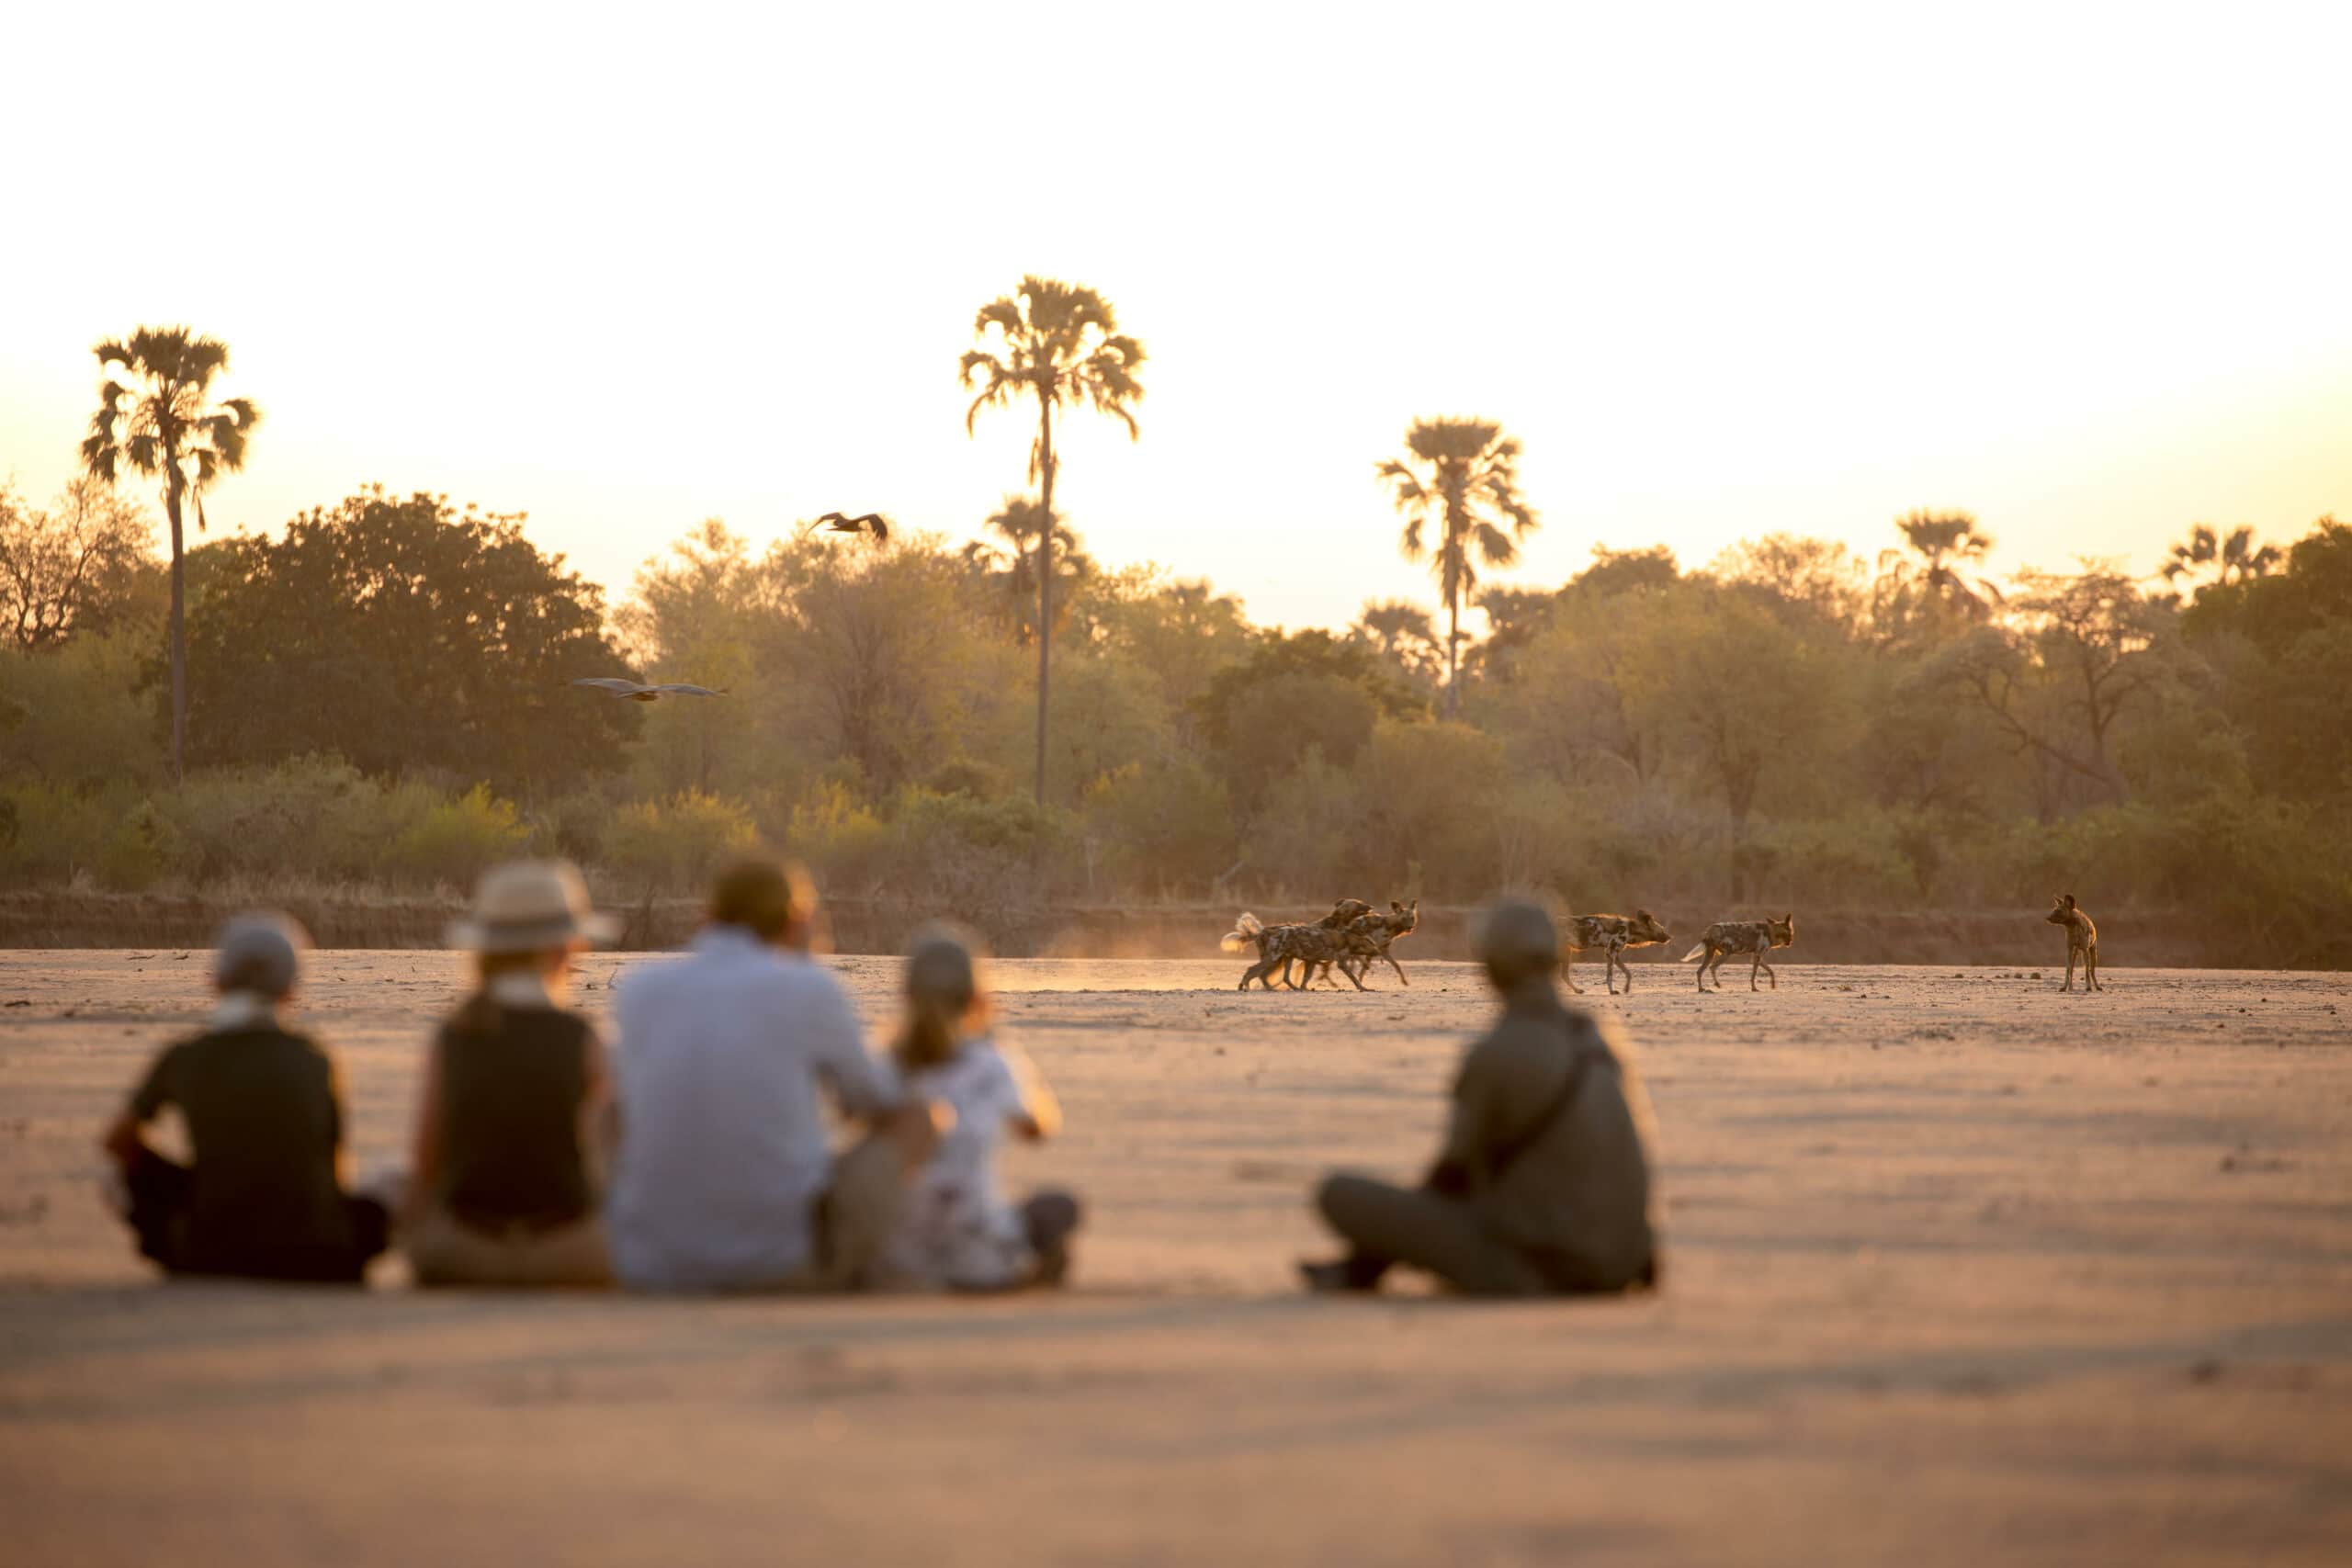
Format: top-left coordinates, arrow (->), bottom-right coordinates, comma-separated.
404,861 -> 616,1288
444,860 -> 621,953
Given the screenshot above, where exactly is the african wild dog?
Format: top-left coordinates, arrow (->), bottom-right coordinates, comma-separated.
1317,898 -> 1420,988
1679,915 -> 1796,992
1562,909 -> 1671,996
2046,894 -> 2101,992
1222,900 -> 1370,991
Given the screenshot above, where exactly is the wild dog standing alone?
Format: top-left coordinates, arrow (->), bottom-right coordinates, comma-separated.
2046,894 -> 2101,992
1680,915 -> 1796,992
1562,909 -> 1670,996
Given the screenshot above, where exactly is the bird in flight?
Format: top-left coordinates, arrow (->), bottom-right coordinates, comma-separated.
571,679 -> 727,703
806,511 -> 891,544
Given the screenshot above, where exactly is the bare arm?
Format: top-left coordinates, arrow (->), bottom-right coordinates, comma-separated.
1000,1042 -> 1060,1143
99,1110 -> 149,1170
581,1029 -> 615,1189
101,1048 -> 175,1170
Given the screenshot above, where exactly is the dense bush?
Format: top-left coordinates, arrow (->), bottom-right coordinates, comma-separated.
2,496 -> 2346,965
601,792 -> 759,893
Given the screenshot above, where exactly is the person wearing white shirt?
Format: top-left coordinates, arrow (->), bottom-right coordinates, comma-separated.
606,860 -> 937,1292
881,926 -> 1080,1291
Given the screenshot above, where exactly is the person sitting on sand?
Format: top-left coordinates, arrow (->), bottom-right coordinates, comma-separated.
605,858 -> 938,1292
99,914 -> 390,1284
881,927 -> 1081,1291
1300,898 -> 1661,1297
403,862 -> 616,1289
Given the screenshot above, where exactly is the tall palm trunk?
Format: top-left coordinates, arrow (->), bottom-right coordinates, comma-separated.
162,455 -> 187,784
1034,390 -> 1056,807
1445,583 -> 1461,718
1442,492 -> 1465,719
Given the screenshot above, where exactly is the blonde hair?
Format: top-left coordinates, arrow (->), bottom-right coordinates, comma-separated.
894,925 -> 988,1072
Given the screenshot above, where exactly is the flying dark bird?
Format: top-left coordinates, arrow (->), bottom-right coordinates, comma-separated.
571,678 -> 726,703
807,511 -> 891,544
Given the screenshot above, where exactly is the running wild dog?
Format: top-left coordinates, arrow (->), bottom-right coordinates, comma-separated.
1328,899 -> 1420,988
2046,894 -> 2102,992
1680,915 -> 1796,992
1562,909 -> 1671,996
1222,901 -> 1370,991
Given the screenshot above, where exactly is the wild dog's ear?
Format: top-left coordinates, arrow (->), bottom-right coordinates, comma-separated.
1636,908 -> 1654,919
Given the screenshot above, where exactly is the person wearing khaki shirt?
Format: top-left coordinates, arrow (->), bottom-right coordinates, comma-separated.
1302,899 -> 1661,1296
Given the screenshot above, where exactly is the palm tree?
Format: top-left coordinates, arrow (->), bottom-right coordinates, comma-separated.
960,277 -> 1146,804
80,327 -> 260,782
965,495 -> 1092,644
1377,418 -> 1538,716
2163,524 -> 2281,592
1886,509 -> 2003,620
1351,598 -> 1442,687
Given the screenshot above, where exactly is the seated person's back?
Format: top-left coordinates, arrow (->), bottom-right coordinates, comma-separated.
1449,986 -> 1656,1288
433,999 -> 595,1231
101,914 -> 387,1284
606,866 -> 899,1291
141,1013 -> 355,1275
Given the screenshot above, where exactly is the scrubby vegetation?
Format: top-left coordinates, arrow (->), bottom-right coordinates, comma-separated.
2,474 -> 2346,964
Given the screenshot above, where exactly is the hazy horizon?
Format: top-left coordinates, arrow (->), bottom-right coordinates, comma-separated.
5,3 -> 2347,630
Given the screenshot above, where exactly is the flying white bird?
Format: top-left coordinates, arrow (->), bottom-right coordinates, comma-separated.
571,679 -> 727,703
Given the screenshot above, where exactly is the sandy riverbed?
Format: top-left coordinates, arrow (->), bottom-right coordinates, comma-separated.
2,950 -> 2347,1565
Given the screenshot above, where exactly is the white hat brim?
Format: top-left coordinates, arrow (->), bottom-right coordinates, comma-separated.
446,910 -> 623,953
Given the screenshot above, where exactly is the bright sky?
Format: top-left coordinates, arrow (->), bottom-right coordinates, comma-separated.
5,3 -> 2348,634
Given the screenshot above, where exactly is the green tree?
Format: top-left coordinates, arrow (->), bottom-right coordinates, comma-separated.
1377,417 -> 1539,716
1623,585 -> 1852,896
1713,534 -> 1869,633
182,489 -> 633,791
616,519 -> 770,796
2181,517 -> 2352,801
80,327 -> 262,779
1067,568 -> 1255,741
0,478 -> 155,651
959,276 -> 1147,804
758,532 -> 1023,798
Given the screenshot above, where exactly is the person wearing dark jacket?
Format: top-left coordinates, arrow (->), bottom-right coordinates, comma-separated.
101,914 -> 389,1283
1301,899 -> 1661,1296
403,862 -> 616,1287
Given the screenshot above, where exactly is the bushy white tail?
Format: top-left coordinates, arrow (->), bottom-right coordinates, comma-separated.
1679,942 -> 1705,962
1220,912 -> 1264,953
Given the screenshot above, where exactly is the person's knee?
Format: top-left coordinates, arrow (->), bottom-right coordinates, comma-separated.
1317,1172 -> 1391,1233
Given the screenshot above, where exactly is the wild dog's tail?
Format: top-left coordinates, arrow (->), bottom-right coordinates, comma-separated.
1679,942 -> 1706,963
1220,912 -> 1264,953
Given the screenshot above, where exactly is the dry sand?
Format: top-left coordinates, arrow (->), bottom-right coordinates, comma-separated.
1,948 -> 2347,1566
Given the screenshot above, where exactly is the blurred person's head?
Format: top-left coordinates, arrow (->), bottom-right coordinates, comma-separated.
448,861 -> 615,997
212,912 -> 310,1002
1476,899 -> 1560,992
896,923 -> 990,1071
709,857 -> 817,950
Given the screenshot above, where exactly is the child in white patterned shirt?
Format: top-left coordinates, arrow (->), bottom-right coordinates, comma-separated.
881,926 -> 1080,1291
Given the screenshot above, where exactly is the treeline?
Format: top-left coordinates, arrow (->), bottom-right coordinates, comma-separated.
2,482 -> 2348,964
